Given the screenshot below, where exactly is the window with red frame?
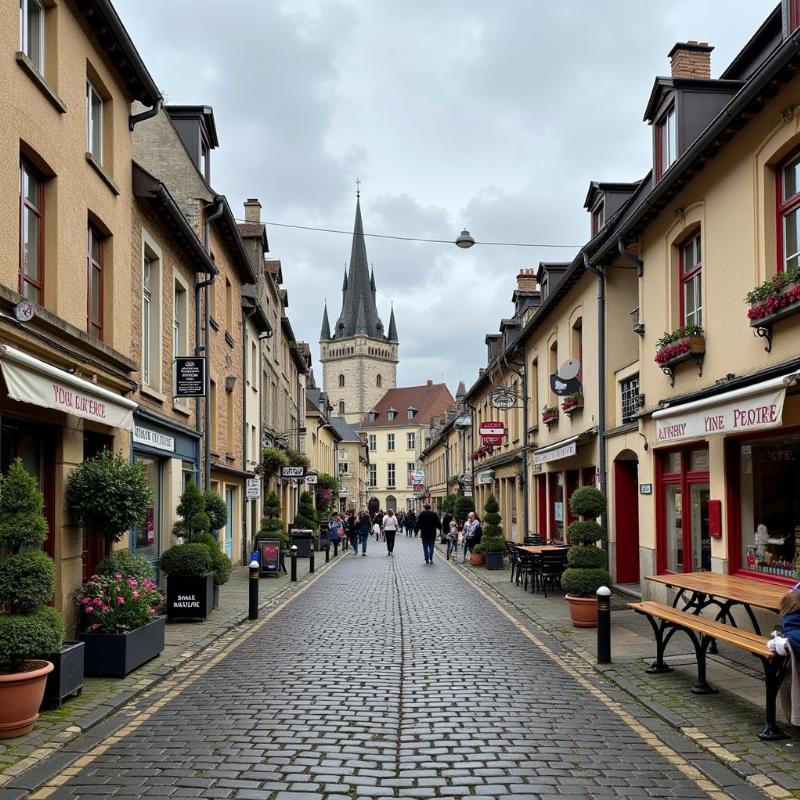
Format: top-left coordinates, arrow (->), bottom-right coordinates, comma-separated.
791,0 -> 800,32
655,106 -> 676,180
87,224 -> 103,339
19,161 -> 44,304
680,231 -> 702,328
776,150 -> 800,273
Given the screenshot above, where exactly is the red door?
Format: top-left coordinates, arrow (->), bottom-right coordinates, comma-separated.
614,460 -> 640,584
536,474 -> 547,537
566,469 -> 579,524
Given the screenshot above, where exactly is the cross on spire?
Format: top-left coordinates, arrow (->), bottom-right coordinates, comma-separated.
355,176 -> 361,198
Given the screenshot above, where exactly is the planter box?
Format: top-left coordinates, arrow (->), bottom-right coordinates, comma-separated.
656,334 -> 705,366
289,529 -> 313,557
79,616 -> 166,677
166,574 -> 214,622
42,641 -> 84,708
542,413 -> 559,426
484,551 -> 504,570
562,399 -> 584,417
212,582 -> 220,610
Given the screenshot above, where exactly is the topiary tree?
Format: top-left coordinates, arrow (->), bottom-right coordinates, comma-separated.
441,494 -> 458,515
292,491 -> 317,530
159,542 -> 213,577
96,550 -> 155,582
0,460 -> 63,670
192,533 -> 232,585
259,491 -> 289,552
454,494 -> 475,520
562,486 -> 611,597
480,494 -> 506,554
66,450 -> 152,542
172,481 -> 210,541
203,491 -> 228,534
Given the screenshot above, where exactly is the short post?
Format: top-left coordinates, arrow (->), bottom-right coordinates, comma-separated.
333,539 -> 339,557
248,557 -> 260,620
597,585 -> 612,664
309,546 -> 315,574
325,543 -> 330,564
290,544 -> 298,582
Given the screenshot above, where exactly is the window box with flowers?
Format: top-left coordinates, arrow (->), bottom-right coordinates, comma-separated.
746,266 -> 800,352
654,325 -> 704,386
561,393 -> 584,417
542,405 -> 559,426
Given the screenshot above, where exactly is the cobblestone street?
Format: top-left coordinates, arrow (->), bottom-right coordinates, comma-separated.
17,538 -> 769,800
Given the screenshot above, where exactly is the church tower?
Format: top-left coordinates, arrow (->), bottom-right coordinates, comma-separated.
320,191 -> 398,425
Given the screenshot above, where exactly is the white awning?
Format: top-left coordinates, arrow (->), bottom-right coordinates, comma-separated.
0,345 -> 137,431
652,372 -> 799,445
533,435 -> 579,466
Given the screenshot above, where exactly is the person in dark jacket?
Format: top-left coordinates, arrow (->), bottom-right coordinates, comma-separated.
356,508 -> 371,556
405,510 -> 417,537
780,588 -> 800,656
415,504 -> 441,565
346,509 -> 358,553
441,511 -> 453,544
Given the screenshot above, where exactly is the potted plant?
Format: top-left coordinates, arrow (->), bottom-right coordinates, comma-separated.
0,460 -> 64,737
286,449 -> 310,469
561,486 -> 611,628
470,541 -> 485,567
290,491 -> 317,556
480,494 -> 506,570
746,265 -> 800,325
159,543 -> 214,622
542,404 -> 559,425
203,490 -> 228,541
76,552 -> 164,677
654,324 -> 704,367
192,533 -> 232,609
259,447 -> 289,477
561,393 -> 584,417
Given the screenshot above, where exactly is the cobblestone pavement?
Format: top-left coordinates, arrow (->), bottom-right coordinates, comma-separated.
13,537 -> 772,800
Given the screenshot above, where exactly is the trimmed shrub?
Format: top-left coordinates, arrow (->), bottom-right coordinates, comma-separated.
204,491 -> 228,533
259,492 -> 289,552
454,495 -> 475,520
0,551 -> 56,612
562,567 -> 613,597
159,543 -> 213,577
192,533 -> 232,586
66,451 -> 152,542
96,550 -> 155,582
569,486 -> 606,519
292,491 -> 317,530
564,486 -> 610,597
567,545 -> 607,569
441,494 -> 458,515
0,608 -> 64,666
567,520 -> 605,546
172,481 -> 210,541
480,494 -> 506,553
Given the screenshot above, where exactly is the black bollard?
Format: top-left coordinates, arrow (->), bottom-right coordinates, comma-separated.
309,547 -> 315,574
290,545 -> 298,582
325,544 -> 330,564
597,586 -> 612,664
333,539 -> 339,557
248,557 -> 259,620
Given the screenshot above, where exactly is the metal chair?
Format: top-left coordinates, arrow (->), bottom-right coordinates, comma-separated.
539,551 -> 568,598
515,551 -> 535,591
523,533 -> 542,545
505,541 -> 518,582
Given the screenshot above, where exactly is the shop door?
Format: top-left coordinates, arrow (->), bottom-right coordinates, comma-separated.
536,474 -> 547,537
82,432 -> 113,579
548,473 -> 563,542
224,487 -> 234,558
132,456 -> 162,576
614,458 -> 640,584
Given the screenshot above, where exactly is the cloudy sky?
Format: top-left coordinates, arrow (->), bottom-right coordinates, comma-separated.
117,0 -> 775,395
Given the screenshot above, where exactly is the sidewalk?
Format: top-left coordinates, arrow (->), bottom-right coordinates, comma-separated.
0,552 -> 331,786
437,544 -> 800,798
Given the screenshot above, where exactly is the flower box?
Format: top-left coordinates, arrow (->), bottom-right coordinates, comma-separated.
748,280 -> 800,327
542,407 -> 559,426
79,616 -> 166,678
655,334 -> 705,366
562,395 -> 584,416
42,641 -> 84,708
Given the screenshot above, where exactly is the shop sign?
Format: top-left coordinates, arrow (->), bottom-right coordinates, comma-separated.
639,483 -> 653,495
476,470 -> 494,485
464,489 -> 473,497
550,359 -> 582,397
554,502 -> 564,522
533,439 -> 577,466
340,486 -> 349,494
281,466 -> 306,478
134,426 -> 175,452
479,421 -> 506,437
408,470 -> 425,484
412,483 -> 424,493
305,474 -> 318,484
491,390 -> 516,410
654,384 -> 786,444
246,478 -> 261,499
174,357 -> 206,397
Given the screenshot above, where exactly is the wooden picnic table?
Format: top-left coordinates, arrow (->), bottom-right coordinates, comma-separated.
518,545 -> 569,555
646,571 -> 787,634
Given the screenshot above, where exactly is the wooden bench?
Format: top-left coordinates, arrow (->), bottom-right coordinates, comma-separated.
629,601 -> 789,741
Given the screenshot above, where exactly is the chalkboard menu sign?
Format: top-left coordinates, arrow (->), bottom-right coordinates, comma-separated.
256,537 -> 281,577
174,357 -> 206,397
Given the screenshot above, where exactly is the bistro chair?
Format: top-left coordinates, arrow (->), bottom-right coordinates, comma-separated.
523,533 -> 542,545
505,541 -> 518,582
515,550 -> 535,592
539,550 -> 568,598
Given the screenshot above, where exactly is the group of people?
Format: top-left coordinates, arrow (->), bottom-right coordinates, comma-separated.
322,506 -> 484,565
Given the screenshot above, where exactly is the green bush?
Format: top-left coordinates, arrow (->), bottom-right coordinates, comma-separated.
562,567 -> 612,597
204,491 -> 228,533
569,486 -> 606,519
567,545 -> 607,569
454,495 -> 475,520
472,542 -> 485,554
160,543 -> 213,577
0,607 -> 64,665
286,449 -> 310,469
96,550 -> 155,582
292,491 -> 317,530
259,492 -> 289,553
172,481 -> 211,540
567,520 -> 605,545
0,464 -> 47,551
0,551 -> 55,612
480,494 -> 506,553
192,533 -> 233,585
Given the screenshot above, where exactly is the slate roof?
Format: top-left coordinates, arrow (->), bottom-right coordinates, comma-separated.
360,383 -> 455,429
331,417 -> 362,442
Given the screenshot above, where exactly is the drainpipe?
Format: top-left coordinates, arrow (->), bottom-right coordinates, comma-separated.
582,252 -> 608,543
129,98 -> 162,132
243,303 -> 257,562
200,197 -> 224,491
617,237 -> 643,277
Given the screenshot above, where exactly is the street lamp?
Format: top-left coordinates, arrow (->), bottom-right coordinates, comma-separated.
455,229 -> 475,249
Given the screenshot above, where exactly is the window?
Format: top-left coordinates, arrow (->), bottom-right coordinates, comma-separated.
209,379 -> 217,450
591,200 -> 604,236
376,374 -> 382,388
548,340 -> 558,404
368,411 -> 377,422
338,374 -> 345,387
86,80 -> 103,165
141,244 -> 162,390
387,410 -> 396,421
368,434 -> 376,452
87,224 -> 103,339
19,160 -> 43,303
174,281 -> 188,357
407,463 -> 415,486
387,463 -> 396,488
387,433 -> 395,451
226,390 -> 234,453
656,106 -> 676,179
791,0 -> 800,32
680,231 -> 702,328
142,256 -> 152,385
225,278 -> 232,333
407,408 -> 415,419
777,150 -> 800,272
338,461 -> 349,475
19,0 -> 44,73
620,374 -> 640,424
368,464 -> 377,487
338,400 -> 345,415
407,432 -> 415,450
530,359 -> 539,422
571,317 -> 583,381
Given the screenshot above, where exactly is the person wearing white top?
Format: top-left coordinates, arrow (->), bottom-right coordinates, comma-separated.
382,509 -> 399,556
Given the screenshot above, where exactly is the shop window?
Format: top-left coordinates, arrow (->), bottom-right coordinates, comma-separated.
680,231 -> 702,328
620,374 -> 640,424
777,149 -> 800,272
87,223 -> 103,339
19,159 -> 44,304
734,433 -> 800,579
133,455 -> 161,566
19,0 -> 44,73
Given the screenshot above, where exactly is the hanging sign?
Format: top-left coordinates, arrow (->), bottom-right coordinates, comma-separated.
281,466 -> 307,478
246,477 -> 261,499
479,421 -> 506,436
550,358 -> 582,397
174,357 -> 206,398
491,389 -> 516,409
408,470 -> 425,484
305,474 -> 318,484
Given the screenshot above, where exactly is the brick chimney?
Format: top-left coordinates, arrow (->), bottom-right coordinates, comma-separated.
516,268 -> 537,292
426,379 -> 433,386
244,198 -> 261,223
668,41 -> 713,79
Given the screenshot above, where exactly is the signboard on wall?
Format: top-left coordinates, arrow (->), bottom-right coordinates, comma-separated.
281,466 -> 307,478
305,474 -> 318,485
134,426 -> 175,453
174,357 -> 206,397
246,478 -> 261,499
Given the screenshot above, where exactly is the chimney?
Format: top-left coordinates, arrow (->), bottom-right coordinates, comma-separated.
244,198 -> 261,223
669,41 -> 713,80
516,268 -> 537,292
426,379 -> 433,386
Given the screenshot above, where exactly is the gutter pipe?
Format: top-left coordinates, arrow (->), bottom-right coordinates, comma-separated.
129,98 -> 162,131
242,301 -> 257,563
617,237 -> 644,276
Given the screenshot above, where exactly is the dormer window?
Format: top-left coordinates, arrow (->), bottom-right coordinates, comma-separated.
407,407 -> 417,420
387,407 -> 396,421
591,200 -> 605,236
368,411 -> 378,422
656,106 -> 677,179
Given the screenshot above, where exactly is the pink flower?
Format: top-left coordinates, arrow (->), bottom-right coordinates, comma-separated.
117,596 -> 125,604
132,591 -> 140,599
114,572 -> 123,580
148,607 -> 156,615
85,605 -> 94,614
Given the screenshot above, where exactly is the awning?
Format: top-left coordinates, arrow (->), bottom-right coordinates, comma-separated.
533,435 -> 579,466
652,372 -> 798,445
0,345 -> 137,431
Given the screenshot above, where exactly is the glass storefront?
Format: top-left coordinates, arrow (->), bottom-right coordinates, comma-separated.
737,433 -> 800,579
134,455 -> 162,567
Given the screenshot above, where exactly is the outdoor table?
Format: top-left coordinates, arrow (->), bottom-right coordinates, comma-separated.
646,572 -> 786,634
518,544 -> 569,555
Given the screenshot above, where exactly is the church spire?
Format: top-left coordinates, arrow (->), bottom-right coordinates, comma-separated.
320,301 -> 331,341
388,304 -> 398,342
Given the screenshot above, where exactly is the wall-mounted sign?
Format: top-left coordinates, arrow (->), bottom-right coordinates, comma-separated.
476,470 -> 494,485
479,421 -> 506,436
174,357 -> 206,398
408,470 -> 425,484
246,477 -> 261,499
281,466 -> 307,478
463,489 -> 473,497
491,390 -> 516,410
13,300 -> 35,323
550,358 -> 582,397
554,501 -> 564,522
134,426 -> 175,452
305,474 -> 318,484
337,449 -> 349,458
639,483 -> 653,495
339,486 -> 349,494
533,438 -> 577,466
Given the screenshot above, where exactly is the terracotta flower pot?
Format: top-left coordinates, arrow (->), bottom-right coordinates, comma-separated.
469,552 -> 484,567
0,660 -> 54,738
565,594 -> 598,628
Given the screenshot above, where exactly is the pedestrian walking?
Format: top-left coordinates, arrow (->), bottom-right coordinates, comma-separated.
446,519 -> 458,560
347,509 -> 358,553
357,507 -> 371,556
462,512 -> 482,562
328,512 -> 343,556
415,504 -> 441,565
382,509 -> 399,556
441,510 -> 453,545
405,510 -> 417,537
396,510 -> 405,534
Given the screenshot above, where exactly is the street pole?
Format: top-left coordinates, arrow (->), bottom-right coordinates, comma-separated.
248,556 -> 259,620
597,586 -> 611,664
290,544 -> 298,582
